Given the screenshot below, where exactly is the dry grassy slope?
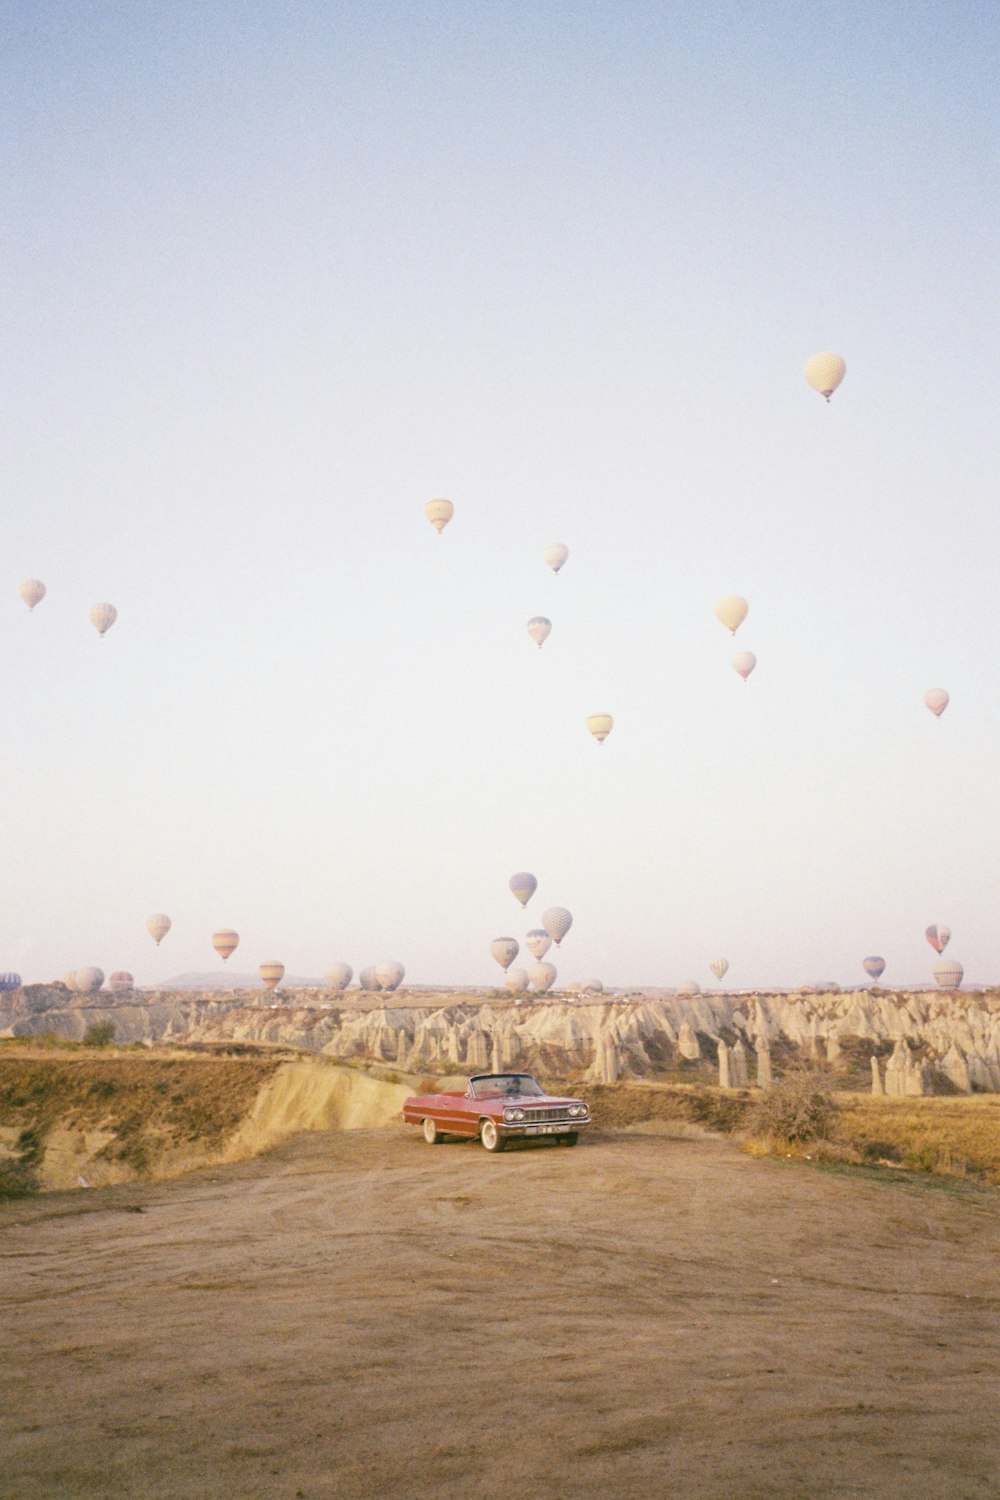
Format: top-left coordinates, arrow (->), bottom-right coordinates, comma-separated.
0,1047 -> 412,1194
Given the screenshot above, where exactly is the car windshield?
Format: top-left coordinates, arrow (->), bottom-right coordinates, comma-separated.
469,1074 -> 545,1099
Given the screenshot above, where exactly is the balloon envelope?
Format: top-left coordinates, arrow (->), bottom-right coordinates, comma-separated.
924,688 -> 949,717
543,542 -> 569,573
527,616 -> 551,649
89,602 -> 117,636
529,961 -> 557,992
359,966 -> 378,991
504,966 -> 529,992
490,937 -> 520,971
804,352 -> 846,400
374,961 -> 404,992
925,925 -> 951,954
715,595 -> 748,634
146,913 -> 171,946
76,967 -> 104,993
586,713 -> 613,744
509,872 -> 537,907
933,959 -> 963,990
0,972 -> 22,992
542,906 -> 573,945
19,579 -> 45,611
259,961 -> 285,991
109,972 -> 134,993
732,650 -> 756,681
212,929 -> 240,961
709,957 -> 729,981
324,962 -> 353,990
524,928 -> 552,960
862,956 -> 886,981
425,497 -> 454,534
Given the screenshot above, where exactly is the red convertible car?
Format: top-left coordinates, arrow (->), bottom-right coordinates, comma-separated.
403,1072 -> 591,1152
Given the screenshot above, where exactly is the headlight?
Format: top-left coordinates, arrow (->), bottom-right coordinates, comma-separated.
503,1107 -> 515,1121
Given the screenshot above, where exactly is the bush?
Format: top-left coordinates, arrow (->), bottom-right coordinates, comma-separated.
748,1068 -> 835,1145
83,1020 -> 116,1047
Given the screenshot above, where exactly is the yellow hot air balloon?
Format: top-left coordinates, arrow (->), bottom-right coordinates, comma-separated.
259,961 -> 285,991
804,352 -> 846,402
715,595 -> 748,634
146,913 -> 171,946
19,579 -> 46,611
89,602 -> 117,636
425,497 -> 454,534
587,712 -> 614,744
212,929 -> 240,961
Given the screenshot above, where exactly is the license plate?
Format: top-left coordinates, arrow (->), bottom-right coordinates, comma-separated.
525,1123 -> 565,1136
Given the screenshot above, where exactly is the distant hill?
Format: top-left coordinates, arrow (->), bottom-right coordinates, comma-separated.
145,971 -> 326,993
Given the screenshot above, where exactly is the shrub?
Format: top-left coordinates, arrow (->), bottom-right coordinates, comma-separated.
82,1020 -> 116,1047
748,1067 -> 835,1145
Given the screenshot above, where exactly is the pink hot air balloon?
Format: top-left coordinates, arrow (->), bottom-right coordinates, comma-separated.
924,688 -> 949,718
862,956 -> 885,982
925,925 -> 950,954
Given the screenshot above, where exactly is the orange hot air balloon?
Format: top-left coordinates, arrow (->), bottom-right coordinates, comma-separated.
259,961 -> 284,991
213,929 -> 240,961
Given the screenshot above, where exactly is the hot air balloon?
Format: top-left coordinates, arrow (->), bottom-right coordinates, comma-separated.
212,929 -> 240,961
543,542 -> 569,574
529,961 -> 557,992
924,688 -> 949,718
359,966 -> 378,990
709,957 -> 729,982
259,961 -> 284,991
76,967 -> 105,993
0,972 -> 22,992
732,650 -> 756,681
524,928 -> 552,960
804,352 -> 846,402
542,906 -> 573,945
504,966 -> 529,992
146,913 -> 171,946
933,959 -> 963,990
108,972 -> 134,993
862,956 -> 886,982
925,925 -> 951,954
509,872 -> 537,907
89,603 -> 117,636
62,971 -> 80,992
425,497 -> 454,534
527,616 -> 551,649
19,579 -> 45,611
715,596 -> 748,634
374,960 -> 405,992
677,980 -> 701,995
576,978 -> 603,994
587,713 -> 613,744
324,962 -> 353,991
490,937 -> 519,971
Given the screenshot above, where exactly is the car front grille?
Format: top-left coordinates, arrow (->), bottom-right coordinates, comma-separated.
525,1107 -> 576,1122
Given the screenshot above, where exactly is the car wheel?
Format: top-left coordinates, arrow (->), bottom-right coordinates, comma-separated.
480,1119 -> 506,1153
422,1117 -> 442,1144
558,1132 -> 579,1147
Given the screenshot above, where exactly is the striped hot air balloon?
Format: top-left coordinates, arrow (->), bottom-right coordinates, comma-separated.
146,914 -> 171,946
89,603 -> 117,636
425,497 -> 454,534
926,925 -> 950,954
586,713 -> 613,744
862,956 -> 885,982
0,972 -> 22,992
212,929 -> 240,961
259,961 -> 284,991
933,959 -> 963,990
709,957 -> 729,982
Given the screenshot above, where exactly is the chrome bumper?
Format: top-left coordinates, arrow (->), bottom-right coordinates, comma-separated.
500,1118 -> 590,1136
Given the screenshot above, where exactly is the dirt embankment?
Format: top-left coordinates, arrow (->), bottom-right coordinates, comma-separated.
0,1047 -> 412,1193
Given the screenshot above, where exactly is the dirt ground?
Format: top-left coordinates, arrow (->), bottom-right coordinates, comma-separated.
2,1125 -> 999,1500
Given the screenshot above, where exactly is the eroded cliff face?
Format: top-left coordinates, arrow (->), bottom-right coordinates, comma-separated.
4,984 -> 1000,1094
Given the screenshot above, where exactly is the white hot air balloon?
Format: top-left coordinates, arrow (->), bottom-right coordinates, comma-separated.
933,959 -> 963,990
732,650 -> 756,681
509,872 -> 537,907
425,497 -> 454,534
543,542 -> 569,574
709,957 -> 729,982
504,966 -> 529,992
677,979 -> 701,995
524,928 -> 552,960
542,906 -> 573,946
146,913 -> 171,946
89,603 -> 117,636
76,966 -> 105,993
527,616 -> 551,649
715,595 -> 748,635
529,961 -> 557,992
359,966 -> 378,991
19,579 -> 45,611
325,962 -> 353,991
490,937 -> 520,972
924,688 -> 949,718
587,712 -> 614,744
374,961 -> 404,992
804,352 -> 846,402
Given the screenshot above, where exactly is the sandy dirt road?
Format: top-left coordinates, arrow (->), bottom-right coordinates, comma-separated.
2,1126 -> 999,1500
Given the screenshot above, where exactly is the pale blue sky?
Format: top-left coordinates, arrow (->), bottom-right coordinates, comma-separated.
2,2 -> 998,988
